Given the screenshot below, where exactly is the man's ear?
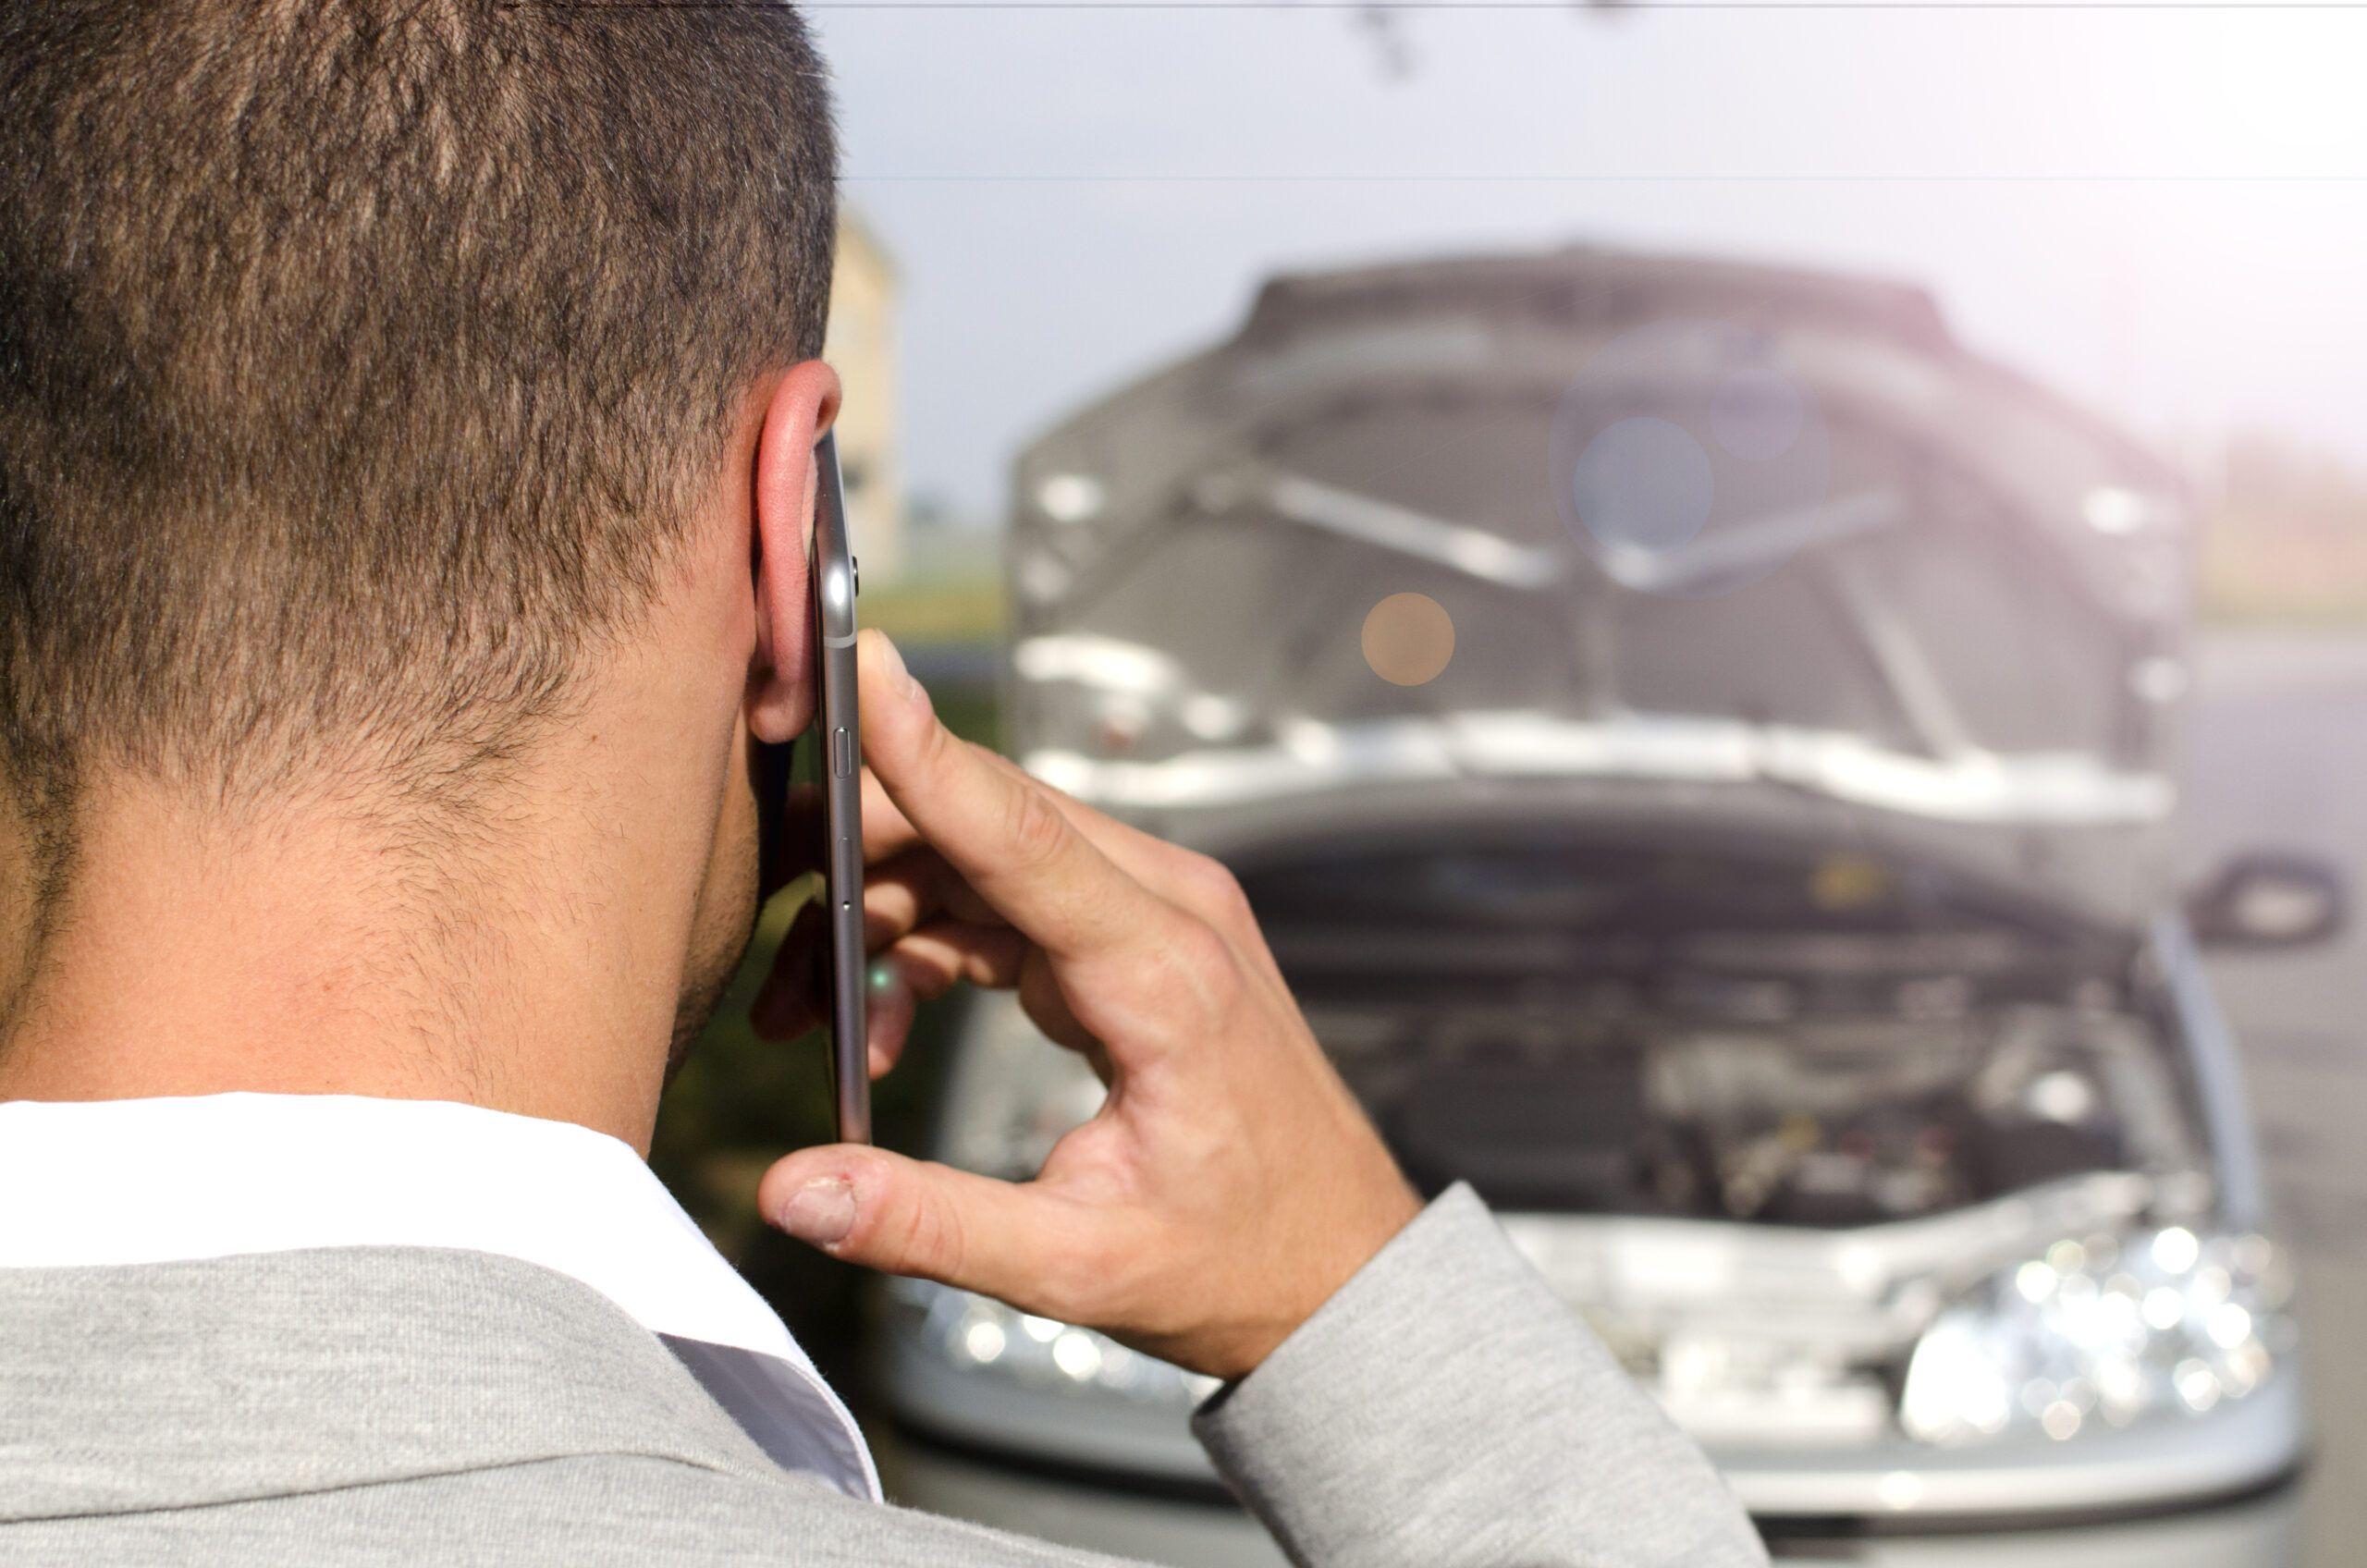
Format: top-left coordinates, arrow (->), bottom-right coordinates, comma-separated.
747,360 -> 842,745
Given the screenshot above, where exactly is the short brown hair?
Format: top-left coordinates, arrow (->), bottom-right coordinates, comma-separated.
0,0 -> 836,839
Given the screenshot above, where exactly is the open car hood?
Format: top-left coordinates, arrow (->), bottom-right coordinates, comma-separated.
1003,245 -> 2194,929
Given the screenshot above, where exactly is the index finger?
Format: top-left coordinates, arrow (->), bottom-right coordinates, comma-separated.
856,630 -> 1182,962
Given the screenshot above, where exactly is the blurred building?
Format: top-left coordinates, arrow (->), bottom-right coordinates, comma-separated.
824,208 -> 904,582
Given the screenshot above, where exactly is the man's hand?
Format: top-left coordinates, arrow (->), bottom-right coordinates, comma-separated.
753,631 -> 1422,1381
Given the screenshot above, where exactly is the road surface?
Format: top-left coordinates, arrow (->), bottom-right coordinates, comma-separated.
2188,631 -> 2367,1568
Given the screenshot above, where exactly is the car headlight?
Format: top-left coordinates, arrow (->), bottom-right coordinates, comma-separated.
882,1276 -> 1220,1409
1899,1226 -> 2295,1446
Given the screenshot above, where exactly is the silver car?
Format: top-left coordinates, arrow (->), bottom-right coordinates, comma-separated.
873,244 -> 2341,1565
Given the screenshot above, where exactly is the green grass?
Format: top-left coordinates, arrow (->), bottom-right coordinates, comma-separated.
857,573 -> 1008,646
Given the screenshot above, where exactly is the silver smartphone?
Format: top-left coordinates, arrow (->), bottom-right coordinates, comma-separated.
754,432 -> 870,1145
810,433 -> 870,1145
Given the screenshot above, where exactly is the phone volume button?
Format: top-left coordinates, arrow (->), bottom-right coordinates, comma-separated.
831,726 -> 853,778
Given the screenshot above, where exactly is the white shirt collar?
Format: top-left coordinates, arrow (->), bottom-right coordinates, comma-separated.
0,1092 -> 878,1500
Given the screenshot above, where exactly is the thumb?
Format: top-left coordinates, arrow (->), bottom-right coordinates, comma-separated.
758,1145 -> 1106,1310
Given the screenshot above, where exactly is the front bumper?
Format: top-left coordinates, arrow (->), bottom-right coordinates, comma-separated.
878,1427 -> 2306,1568
881,1330 -> 2306,1524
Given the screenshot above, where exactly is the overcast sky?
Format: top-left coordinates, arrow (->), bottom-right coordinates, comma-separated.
810,1 -> 2367,519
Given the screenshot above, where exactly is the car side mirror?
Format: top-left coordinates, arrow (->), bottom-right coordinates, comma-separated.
2188,851 -> 2348,949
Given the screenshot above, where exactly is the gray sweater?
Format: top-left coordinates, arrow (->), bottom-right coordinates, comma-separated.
0,1185 -> 1766,1566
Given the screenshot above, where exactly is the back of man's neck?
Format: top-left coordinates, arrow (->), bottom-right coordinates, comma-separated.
0,778 -> 669,1153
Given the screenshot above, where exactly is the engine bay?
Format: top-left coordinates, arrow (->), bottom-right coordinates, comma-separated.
1313,987 -> 2204,1227
1241,837 -> 2210,1228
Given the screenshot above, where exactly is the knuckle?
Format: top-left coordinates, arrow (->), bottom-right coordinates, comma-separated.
1000,781 -> 1070,873
907,697 -> 959,775
1180,851 -> 1253,930
889,1170 -> 970,1282
1174,913 -> 1235,978
1164,916 -> 1243,1023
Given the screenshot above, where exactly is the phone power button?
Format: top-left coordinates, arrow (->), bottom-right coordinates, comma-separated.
831,725 -> 853,778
